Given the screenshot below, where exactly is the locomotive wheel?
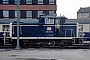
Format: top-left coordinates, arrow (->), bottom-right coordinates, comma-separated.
64,42 -> 68,48
43,41 -> 47,47
58,41 -> 65,48
37,42 -> 41,47
36,41 -> 43,48
28,41 -> 32,48
60,42 -> 68,48
51,40 -> 56,47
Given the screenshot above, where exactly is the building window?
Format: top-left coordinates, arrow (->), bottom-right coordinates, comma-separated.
84,13 -> 89,16
15,10 -> 21,17
78,13 -> 81,16
26,0 -> 32,4
3,0 -> 9,4
15,11 -> 17,17
49,11 -> 54,16
38,0 -> 43,4
15,0 -> 20,4
26,11 -> 32,18
49,0 -> 54,4
15,0 -> 16,4
3,10 -> 9,17
78,13 -> 90,18
38,11 -> 43,17
78,13 -> 83,18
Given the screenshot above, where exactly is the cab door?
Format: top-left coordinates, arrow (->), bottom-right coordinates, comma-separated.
65,29 -> 73,37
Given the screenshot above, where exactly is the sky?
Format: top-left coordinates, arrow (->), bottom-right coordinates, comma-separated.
57,0 -> 90,19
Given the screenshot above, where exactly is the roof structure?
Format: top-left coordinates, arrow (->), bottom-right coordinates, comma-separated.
0,19 -> 38,24
77,7 -> 90,13
41,15 -> 66,19
66,18 -> 90,24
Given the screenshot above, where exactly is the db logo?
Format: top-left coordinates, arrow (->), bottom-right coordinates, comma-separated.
47,27 -> 51,31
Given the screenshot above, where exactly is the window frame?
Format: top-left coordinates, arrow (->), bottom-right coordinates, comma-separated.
38,0 -> 43,4
15,10 -> 21,18
15,0 -> 20,4
3,0 -> 9,4
26,0 -> 32,4
38,11 -> 43,17
45,18 -> 54,24
49,0 -> 54,4
15,10 -> 17,17
3,10 -> 9,18
49,11 -> 55,16
26,11 -> 32,18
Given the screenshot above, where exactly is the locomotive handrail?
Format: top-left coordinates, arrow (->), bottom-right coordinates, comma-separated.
20,26 -> 22,34
13,26 -> 14,34
3,32 -> 6,45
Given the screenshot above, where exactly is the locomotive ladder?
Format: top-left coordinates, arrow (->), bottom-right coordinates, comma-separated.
3,32 -> 12,45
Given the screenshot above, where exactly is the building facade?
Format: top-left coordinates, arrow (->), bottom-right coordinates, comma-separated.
0,0 -> 57,19
77,7 -> 90,19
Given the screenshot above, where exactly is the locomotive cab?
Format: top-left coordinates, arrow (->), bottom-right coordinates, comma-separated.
40,15 -> 55,37
39,15 -> 67,37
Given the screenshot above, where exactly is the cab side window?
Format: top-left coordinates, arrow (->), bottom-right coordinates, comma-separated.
3,25 -> 9,31
45,18 -> 54,24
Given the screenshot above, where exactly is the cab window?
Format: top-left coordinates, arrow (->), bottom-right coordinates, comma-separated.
45,18 -> 54,24
2,25 -> 10,31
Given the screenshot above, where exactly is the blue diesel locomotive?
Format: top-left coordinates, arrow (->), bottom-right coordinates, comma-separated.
0,14 -> 90,48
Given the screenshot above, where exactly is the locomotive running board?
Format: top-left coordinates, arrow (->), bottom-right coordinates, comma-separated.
12,37 -> 74,40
